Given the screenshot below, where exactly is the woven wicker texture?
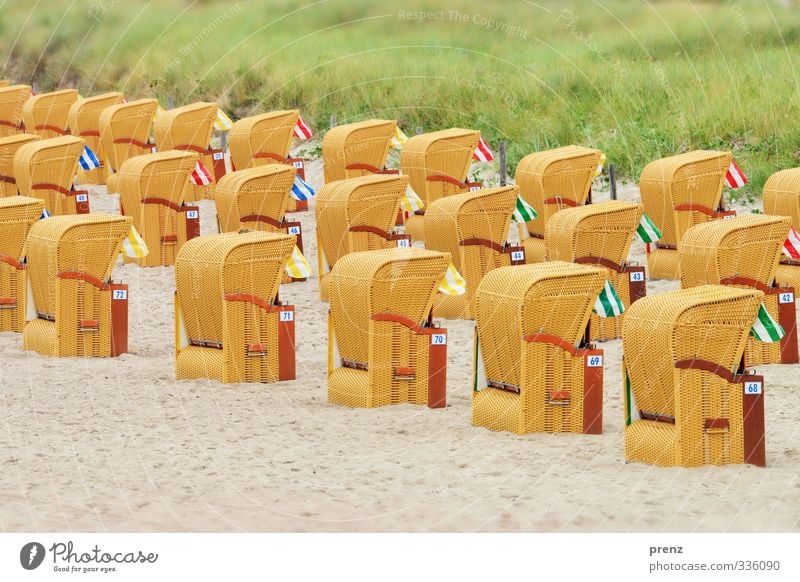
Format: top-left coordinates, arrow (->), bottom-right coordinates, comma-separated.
0,133 -> 38,196
0,196 -> 44,332
13,135 -> 84,215
472,262 -> 606,434
215,164 -> 296,233
315,174 -> 408,300
622,285 -> 762,467
175,231 -> 295,383
322,119 -> 397,183
327,248 -> 449,408
117,150 -> 197,267
67,92 -> 124,185
0,85 -> 32,138
763,168 -> 800,290
228,110 -> 298,171
424,186 -> 517,319
98,98 -> 158,191
21,213 -> 132,357
21,89 -> 79,138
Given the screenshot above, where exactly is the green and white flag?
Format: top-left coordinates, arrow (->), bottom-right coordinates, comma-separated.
511,196 -> 537,223
636,213 -> 662,244
593,280 -> 625,318
750,303 -> 785,343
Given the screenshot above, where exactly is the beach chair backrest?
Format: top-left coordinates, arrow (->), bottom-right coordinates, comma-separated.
322,119 -> 397,182
21,89 -> 80,138
98,98 -> 158,172
0,85 -> 32,137
228,110 -> 299,170
215,164 -> 296,233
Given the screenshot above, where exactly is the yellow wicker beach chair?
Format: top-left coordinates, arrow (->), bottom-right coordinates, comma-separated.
639,150 -> 734,280
763,167 -> 800,294
116,150 -> 199,267
315,174 -> 410,301
515,145 -> 602,263
400,128 -> 481,242
22,213 -> 132,357
67,91 -> 123,185
679,215 -> 795,366
99,98 -> 158,193
0,196 -> 44,332
472,262 -> 607,434
0,133 -> 38,197
21,89 -> 79,138
175,231 -> 297,383
322,119 -> 397,183
0,84 -> 32,137
0,80 -> 9,88
13,136 -> 89,215
327,248 -> 450,408
152,101 -> 219,201
215,164 -> 304,283
545,200 -> 645,340
424,186 -> 522,319
623,285 -> 766,467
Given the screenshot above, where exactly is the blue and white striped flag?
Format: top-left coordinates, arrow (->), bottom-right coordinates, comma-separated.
290,174 -> 316,201
40,208 -> 51,219
78,145 -> 101,170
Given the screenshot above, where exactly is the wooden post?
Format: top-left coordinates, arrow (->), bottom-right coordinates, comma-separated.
415,126 -> 423,135
499,140 -> 508,186
220,131 -> 227,151
609,163 -> 617,200
330,113 -> 337,128
32,82 -> 40,95
166,95 -> 175,109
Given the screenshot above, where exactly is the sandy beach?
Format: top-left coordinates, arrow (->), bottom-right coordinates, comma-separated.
1,156 -> 798,533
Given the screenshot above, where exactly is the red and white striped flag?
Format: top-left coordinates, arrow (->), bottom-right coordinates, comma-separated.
472,137 -> 494,162
725,159 -> 748,189
190,160 -> 213,185
294,115 -> 313,140
784,226 -> 800,260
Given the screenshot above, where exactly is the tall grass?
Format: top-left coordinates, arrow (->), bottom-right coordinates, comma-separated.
2,0 -> 799,198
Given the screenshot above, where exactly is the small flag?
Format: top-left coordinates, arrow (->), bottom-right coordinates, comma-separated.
783,226 -> 800,260
725,159 -> 748,189
595,153 -> 607,177
294,115 -> 313,140
390,126 -> 409,150
472,137 -> 494,162
155,103 -> 166,116
121,225 -> 149,258
78,145 -> 102,170
213,109 -> 234,131
30,87 -> 37,96
40,208 -> 51,219
291,174 -> 316,201
511,196 -> 537,223
750,303 -> 785,343
636,213 -> 662,244
190,160 -> 213,185
285,246 -> 312,278
399,188 -> 424,212
593,280 -> 625,318
438,264 -> 466,296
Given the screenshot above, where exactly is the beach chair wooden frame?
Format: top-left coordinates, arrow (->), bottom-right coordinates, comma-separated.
67,91 -> 124,185
0,84 -> 32,137
763,167 -> 800,295
0,133 -> 38,197
21,89 -> 79,139
99,98 -> 158,193
322,119 -> 398,183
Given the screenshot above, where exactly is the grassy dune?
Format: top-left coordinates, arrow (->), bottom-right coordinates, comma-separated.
2,0 -> 799,198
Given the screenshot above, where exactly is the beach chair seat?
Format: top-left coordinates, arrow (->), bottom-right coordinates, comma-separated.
322,119 -> 397,183
67,91 -> 124,185
515,145 -> 602,264
424,186 -> 522,319
472,262 -> 607,434
215,164 -> 304,283
0,133 -> 38,196
623,285 -> 766,467
545,200 -> 645,340
116,150 -> 200,267
327,248 -> 450,408
315,174 -> 410,301
175,231 -> 297,383
0,84 -> 32,137
21,89 -> 79,138
22,214 -> 132,357
400,128 -> 481,242
99,98 -> 158,193
763,167 -> 800,293
640,150 -> 734,280
153,101 -> 220,201
0,196 -> 44,332
13,136 -> 89,215
679,215 -> 796,366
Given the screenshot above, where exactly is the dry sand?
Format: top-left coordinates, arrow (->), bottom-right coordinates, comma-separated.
1,156 -> 798,533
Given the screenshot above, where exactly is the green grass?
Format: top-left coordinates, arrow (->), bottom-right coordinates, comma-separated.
2,0 -> 800,199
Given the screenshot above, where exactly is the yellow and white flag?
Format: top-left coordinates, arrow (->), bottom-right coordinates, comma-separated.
399,187 -> 424,212
285,246 -> 312,279
438,263 -> 466,296
214,109 -> 234,131
155,103 -> 166,117
595,152 -> 607,177
121,226 -> 149,258
390,126 -> 409,150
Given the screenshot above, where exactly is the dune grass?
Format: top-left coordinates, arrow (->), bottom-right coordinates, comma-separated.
2,0 -> 799,199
